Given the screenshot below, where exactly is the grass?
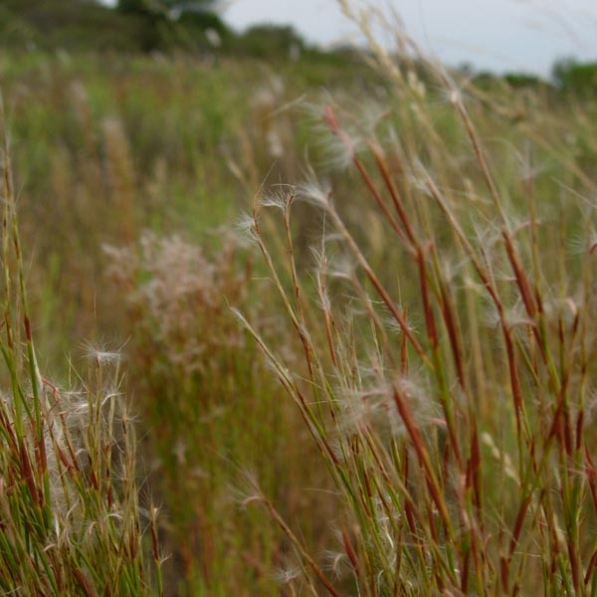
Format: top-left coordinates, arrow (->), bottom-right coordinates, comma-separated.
231,13 -> 597,592
240,92 -> 597,593
0,97 -> 163,595
1,7 -> 597,594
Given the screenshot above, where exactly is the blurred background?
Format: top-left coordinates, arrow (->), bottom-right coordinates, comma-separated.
2,0 -> 596,77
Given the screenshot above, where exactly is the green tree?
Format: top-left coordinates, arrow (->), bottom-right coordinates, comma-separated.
117,0 -> 218,17
236,24 -> 306,60
552,58 -> 597,96
116,0 -> 222,51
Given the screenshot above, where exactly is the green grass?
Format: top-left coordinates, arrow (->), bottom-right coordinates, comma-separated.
0,97 -> 162,595
1,17 -> 597,595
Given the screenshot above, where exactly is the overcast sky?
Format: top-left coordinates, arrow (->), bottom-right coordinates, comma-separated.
222,0 -> 597,76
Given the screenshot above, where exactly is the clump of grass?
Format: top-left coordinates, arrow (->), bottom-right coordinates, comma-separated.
105,229 -> 337,594
236,7 -> 597,595
0,99 -> 163,595
104,230 -> 252,380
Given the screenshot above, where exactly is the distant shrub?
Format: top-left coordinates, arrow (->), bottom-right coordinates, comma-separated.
553,58 -> 597,96
234,24 -> 307,61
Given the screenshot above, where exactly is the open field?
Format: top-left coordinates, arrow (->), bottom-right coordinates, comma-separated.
1,19 -> 597,595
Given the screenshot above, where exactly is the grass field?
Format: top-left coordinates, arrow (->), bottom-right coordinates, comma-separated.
1,12 -> 597,595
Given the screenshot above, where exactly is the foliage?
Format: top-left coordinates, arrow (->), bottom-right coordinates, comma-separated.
233,24 -> 306,61
0,0 -> 336,62
0,0 -> 149,52
117,0 -> 218,15
553,58 -> 597,96
0,0 -> 227,53
0,99 -> 163,596
116,0 -> 226,52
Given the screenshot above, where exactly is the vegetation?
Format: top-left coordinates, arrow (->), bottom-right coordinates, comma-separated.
0,98 -> 162,596
1,3 -> 597,596
0,0 -> 330,60
553,58 -> 597,97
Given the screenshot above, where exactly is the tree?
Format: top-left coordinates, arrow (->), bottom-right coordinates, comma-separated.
237,25 -> 306,61
117,0 -> 218,18
116,0 -> 222,51
552,58 -> 597,96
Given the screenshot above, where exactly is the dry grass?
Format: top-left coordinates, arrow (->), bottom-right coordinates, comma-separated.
233,8 -> 597,595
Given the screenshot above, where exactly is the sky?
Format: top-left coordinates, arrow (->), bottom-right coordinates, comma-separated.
222,0 -> 597,76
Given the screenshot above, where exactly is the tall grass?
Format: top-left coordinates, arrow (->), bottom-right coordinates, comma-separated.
235,9 -> 597,595
0,97 -> 162,595
2,15 -> 597,594
104,228 -> 342,595
3,51 -> 368,595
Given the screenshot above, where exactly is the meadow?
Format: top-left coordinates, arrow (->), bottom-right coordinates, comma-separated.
0,13 -> 597,596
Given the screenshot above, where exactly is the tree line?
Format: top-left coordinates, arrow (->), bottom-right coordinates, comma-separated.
0,0 -> 340,61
